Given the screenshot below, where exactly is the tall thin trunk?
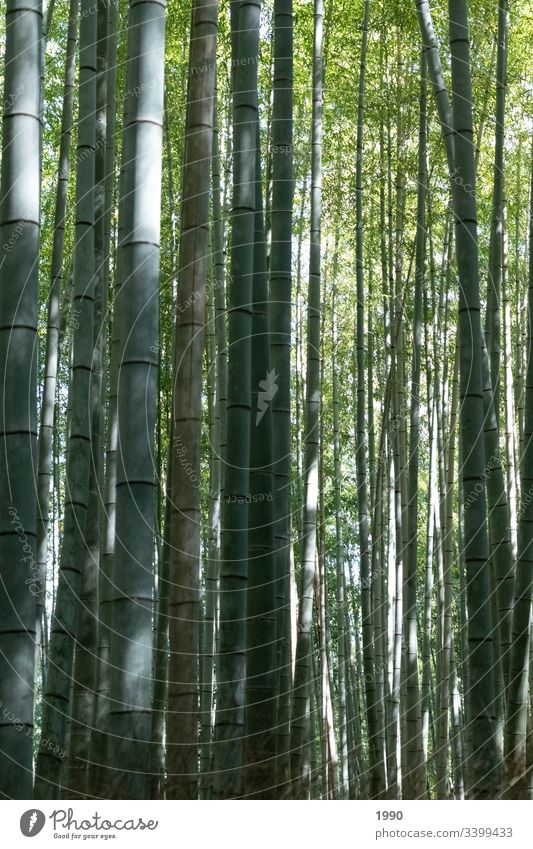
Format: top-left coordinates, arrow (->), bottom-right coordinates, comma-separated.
89,0 -> 119,797
290,0 -> 323,799
200,288 -> 217,798
436,351 -> 458,798
355,0 -> 385,801
35,0 -> 97,798
244,125 -> 277,798
294,175 -> 307,542
417,0 -> 500,798
474,39 -> 497,173
107,0 -> 166,798
0,0 -> 42,800
269,0 -> 293,796
481,1 -> 514,726
35,0 -> 78,677
505,147 -> 533,799
502,194 -> 518,564
402,56 -> 427,800
166,0 -> 218,801
213,0 -> 261,798
199,88 -> 227,800
67,0 -> 109,797
422,391 -> 436,771
450,640 -> 465,799
485,0 -> 509,415
150,454 -> 171,799
332,284 -> 348,799
448,0 -> 499,798
317,285 -> 337,799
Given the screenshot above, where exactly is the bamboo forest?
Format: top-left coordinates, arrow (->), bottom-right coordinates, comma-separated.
1,0 -> 533,804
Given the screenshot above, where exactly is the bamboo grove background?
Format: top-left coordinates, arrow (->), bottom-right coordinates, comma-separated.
0,0 -> 532,801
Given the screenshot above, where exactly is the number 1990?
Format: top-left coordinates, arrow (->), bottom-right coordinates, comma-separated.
376,811 -> 403,821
